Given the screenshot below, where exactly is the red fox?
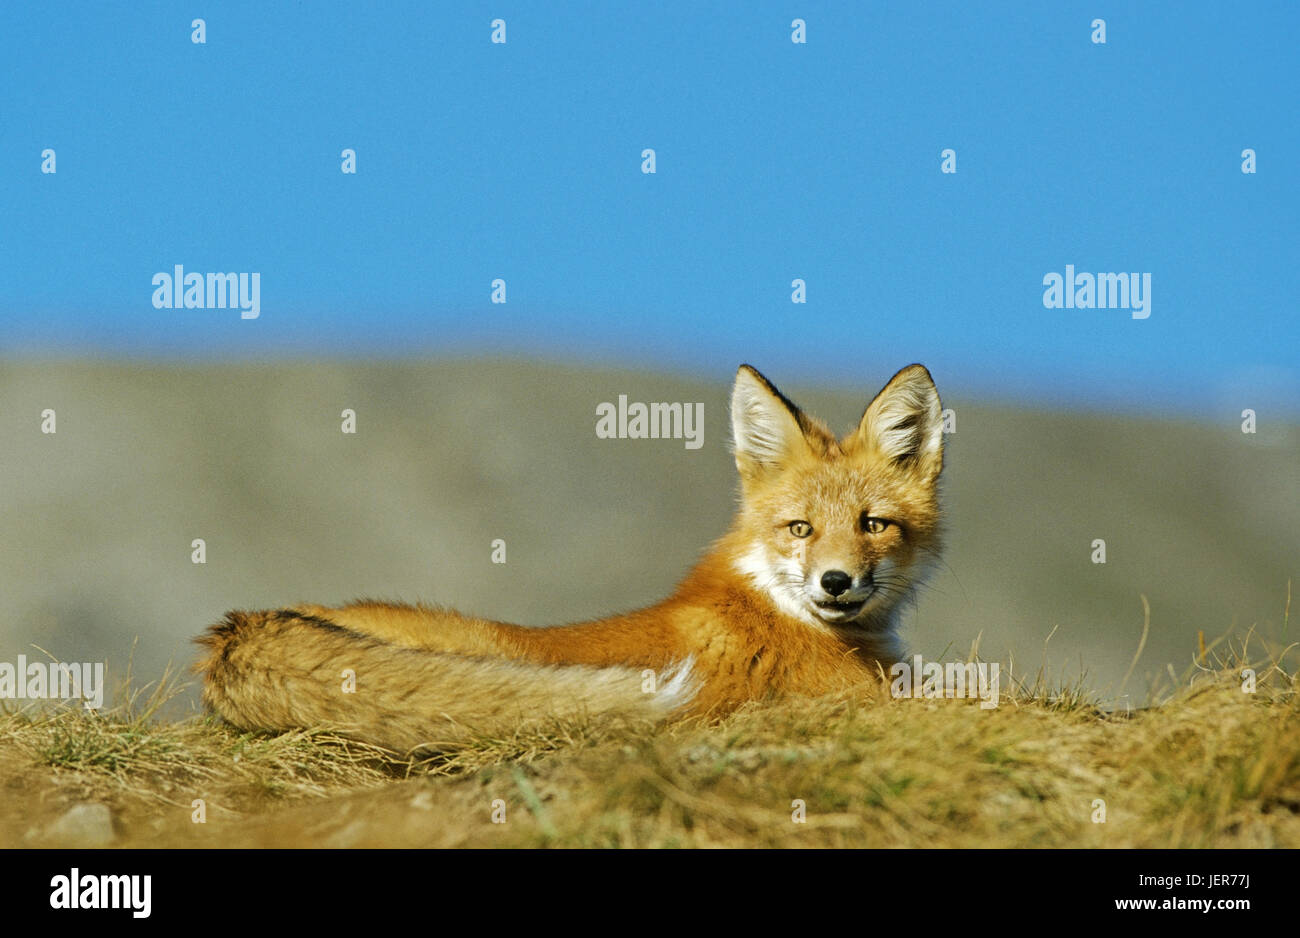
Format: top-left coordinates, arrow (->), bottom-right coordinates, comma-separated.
197,364 -> 945,752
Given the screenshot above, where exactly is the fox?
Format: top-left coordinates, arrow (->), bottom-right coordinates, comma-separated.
196,363 -> 945,752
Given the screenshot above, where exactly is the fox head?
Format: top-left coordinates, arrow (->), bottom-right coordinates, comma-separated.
728,364 -> 944,633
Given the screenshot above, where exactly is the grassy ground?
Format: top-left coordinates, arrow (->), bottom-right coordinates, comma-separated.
2,622 -> 1296,849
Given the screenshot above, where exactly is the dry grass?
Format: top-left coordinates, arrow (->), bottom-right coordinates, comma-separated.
2,614 -> 1296,849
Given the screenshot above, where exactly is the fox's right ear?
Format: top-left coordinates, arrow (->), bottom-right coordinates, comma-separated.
730,365 -> 811,481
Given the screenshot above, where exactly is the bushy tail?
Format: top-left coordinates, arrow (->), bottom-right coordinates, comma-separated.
195,610 -> 696,753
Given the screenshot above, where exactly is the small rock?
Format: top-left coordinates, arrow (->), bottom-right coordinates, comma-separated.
44,803 -> 115,846
323,820 -> 369,848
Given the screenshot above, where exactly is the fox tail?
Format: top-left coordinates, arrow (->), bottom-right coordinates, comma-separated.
195,610 -> 697,753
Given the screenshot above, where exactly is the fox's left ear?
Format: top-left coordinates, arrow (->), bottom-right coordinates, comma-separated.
850,364 -> 944,481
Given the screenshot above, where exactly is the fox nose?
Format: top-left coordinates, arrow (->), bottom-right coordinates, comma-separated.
820,570 -> 852,596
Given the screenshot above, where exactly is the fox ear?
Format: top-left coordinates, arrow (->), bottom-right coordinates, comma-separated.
731,365 -> 811,479
852,364 -> 944,480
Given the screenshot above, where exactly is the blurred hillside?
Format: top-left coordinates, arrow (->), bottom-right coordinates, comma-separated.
0,358 -> 1294,711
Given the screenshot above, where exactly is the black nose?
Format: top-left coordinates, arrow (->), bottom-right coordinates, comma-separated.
820,570 -> 852,596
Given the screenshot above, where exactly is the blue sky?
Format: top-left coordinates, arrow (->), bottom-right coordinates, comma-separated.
2,1 -> 1296,416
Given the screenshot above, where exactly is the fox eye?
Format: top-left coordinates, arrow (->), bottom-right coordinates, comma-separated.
861,514 -> 890,534
788,521 -> 813,538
